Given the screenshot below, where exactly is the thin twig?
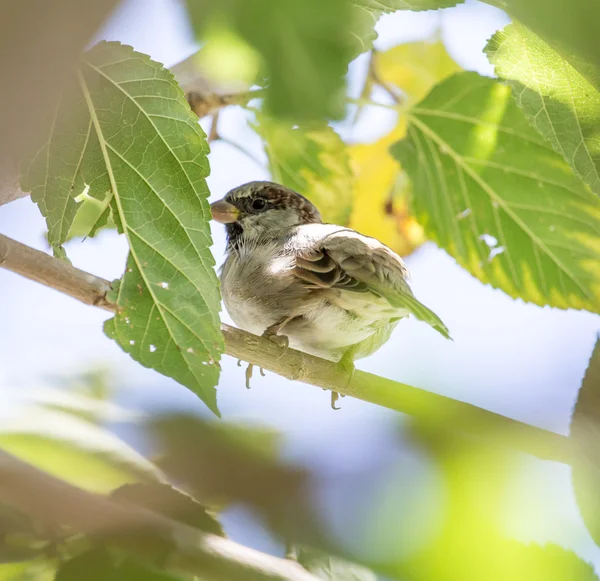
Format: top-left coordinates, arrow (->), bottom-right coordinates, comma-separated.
0,232 -> 573,465
186,88 -> 265,119
369,49 -> 406,105
0,449 -> 318,581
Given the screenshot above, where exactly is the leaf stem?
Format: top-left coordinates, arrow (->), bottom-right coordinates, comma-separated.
0,232 -> 572,465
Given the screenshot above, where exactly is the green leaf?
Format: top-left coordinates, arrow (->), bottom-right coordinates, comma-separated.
298,547 -> 377,581
391,72 -> 600,312
483,0 -> 600,96
255,116 -> 353,224
23,41 -> 223,414
571,338 -> 600,548
351,0 -> 463,11
486,23 -> 600,198
0,406 -> 160,492
21,79 -> 110,254
185,0 -> 379,121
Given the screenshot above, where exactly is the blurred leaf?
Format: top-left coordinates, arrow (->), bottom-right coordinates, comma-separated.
0,407 -> 160,492
0,506 -> 44,564
22,41 -> 223,414
54,549 -> 183,581
115,557 -> 185,581
54,548 -> 116,581
349,40 -> 460,255
571,338 -> 600,547
111,483 -> 224,537
353,0 -> 463,10
385,428 -> 598,581
486,23 -> 600,198
0,561 -> 55,581
255,115 -> 353,224
298,547 -> 377,580
151,415 -> 326,546
484,0 -> 600,96
186,0 -> 380,121
392,72 -> 600,312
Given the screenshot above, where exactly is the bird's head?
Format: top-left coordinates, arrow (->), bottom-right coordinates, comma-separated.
210,181 -> 322,246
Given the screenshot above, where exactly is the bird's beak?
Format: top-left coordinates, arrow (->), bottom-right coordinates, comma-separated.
210,200 -> 239,224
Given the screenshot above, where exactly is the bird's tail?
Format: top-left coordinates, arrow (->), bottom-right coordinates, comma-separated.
389,291 -> 451,340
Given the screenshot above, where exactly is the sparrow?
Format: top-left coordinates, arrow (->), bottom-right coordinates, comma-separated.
211,181 -> 450,408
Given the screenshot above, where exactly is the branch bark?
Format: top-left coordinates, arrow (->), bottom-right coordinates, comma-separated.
0,232 -> 573,465
0,449 -> 318,581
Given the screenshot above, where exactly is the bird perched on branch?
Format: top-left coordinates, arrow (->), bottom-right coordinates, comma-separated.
211,181 -> 450,408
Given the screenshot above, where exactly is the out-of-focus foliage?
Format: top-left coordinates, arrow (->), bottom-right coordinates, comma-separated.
54,549 -> 184,581
392,72 -> 600,313
21,40 -> 223,415
110,482 -> 225,537
297,547 -> 377,581
255,115 -> 354,225
185,0 -> 380,121
360,428 -> 598,581
349,40 -> 460,255
571,338 -> 600,547
486,22 -> 600,197
150,414 -> 329,546
0,561 -> 54,581
0,375 -> 159,493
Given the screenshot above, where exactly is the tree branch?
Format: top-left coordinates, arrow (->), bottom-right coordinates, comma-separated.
0,232 -> 573,464
0,449 -> 319,581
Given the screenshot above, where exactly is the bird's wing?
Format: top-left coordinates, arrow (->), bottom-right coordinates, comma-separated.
292,227 -> 451,339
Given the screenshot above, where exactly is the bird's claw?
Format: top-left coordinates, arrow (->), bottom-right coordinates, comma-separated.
331,391 -> 341,410
245,363 -> 254,389
262,331 -> 289,357
241,362 -> 265,389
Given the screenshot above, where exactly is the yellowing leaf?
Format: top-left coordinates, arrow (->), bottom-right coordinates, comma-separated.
376,39 -> 461,104
256,116 -> 353,224
349,121 -> 425,255
349,40 -> 460,255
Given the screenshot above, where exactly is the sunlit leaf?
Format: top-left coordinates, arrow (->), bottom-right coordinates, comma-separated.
21,41 -> 223,414
186,0 -> 379,121
486,22 -> 600,197
0,561 -> 54,581
255,115 -> 353,224
349,41 -> 460,255
380,429 -> 598,581
571,338 -> 600,548
392,72 -> 600,312
352,0 -> 463,10
0,406 -> 160,492
483,0 -> 600,96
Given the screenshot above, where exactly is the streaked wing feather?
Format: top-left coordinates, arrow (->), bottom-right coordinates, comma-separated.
293,228 -> 451,339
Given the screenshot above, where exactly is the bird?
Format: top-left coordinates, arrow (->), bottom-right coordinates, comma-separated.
210,181 -> 450,408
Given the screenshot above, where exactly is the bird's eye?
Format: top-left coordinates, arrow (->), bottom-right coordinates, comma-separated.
252,198 -> 266,211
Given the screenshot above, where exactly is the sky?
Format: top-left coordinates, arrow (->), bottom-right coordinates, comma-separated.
0,0 -> 599,569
